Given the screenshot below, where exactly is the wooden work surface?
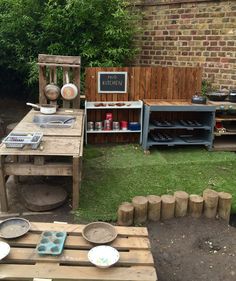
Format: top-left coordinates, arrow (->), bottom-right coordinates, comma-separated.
14,109 -> 84,137
0,222 -> 157,281
143,99 -> 200,106
0,137 -> 82,157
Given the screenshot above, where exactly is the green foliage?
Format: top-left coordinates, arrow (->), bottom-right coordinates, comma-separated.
0,0 -> 140,87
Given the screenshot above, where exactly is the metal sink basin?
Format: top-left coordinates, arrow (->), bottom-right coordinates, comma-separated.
33,115 -> 76,128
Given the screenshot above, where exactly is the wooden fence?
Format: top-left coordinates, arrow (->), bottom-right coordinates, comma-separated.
85,66 -> 202,101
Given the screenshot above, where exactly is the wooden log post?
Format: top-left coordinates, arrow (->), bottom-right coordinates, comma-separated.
147,195 -> 161,221
132,196 -> 148,224
218,192 -> 232,223
174,191 -> 189,217
161,195 -> 175,220
203,188 -> 219,218
117,202 -> 134,226
189,195 -> 203,218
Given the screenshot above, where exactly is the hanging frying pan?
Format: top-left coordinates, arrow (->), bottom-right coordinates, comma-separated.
61,70 -> 78,100
44,67 -> 60,101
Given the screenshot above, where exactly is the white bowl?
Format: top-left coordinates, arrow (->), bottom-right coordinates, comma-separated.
88,245 -> 119,268
0,241 -> 10,260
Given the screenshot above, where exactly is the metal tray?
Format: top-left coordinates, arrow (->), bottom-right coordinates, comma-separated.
2,132 -> 43,149
82,222 -> 117,244
36,231 -> 67,256
0,218 -> 30,239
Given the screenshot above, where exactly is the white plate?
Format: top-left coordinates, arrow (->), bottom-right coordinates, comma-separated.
88,245 -> 119,268
0,241 -> 10,260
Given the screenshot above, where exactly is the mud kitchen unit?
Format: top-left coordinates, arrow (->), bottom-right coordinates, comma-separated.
142,99 -> 216,152
0,55 -> 84,212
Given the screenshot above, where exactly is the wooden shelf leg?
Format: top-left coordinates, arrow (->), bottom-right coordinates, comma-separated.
0,155 -> 8,212
72,156 -> 80,210
12,155 -> 19,183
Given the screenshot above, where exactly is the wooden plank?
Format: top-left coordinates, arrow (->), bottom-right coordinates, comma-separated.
0,155 -> 8,211
39,66 -> 47,104
38,54 -> 81,65
72,67 -> 81,109
0,264 -> 157,281
4,163 -> 73,176
7,248 -> 154,266
38,63 -> 81,68
5,234 -> 150,250
72,157 -> 80,210
28,223 -> 148,236
0,137 -> 81,156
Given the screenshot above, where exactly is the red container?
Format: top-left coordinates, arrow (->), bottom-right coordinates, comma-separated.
120,121 -> 128,130
106,113 -> 113,121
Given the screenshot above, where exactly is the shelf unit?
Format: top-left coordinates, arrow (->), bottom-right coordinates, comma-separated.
142,100 -> 216,151
208,101 -> 236,151
85,100 -> 143,144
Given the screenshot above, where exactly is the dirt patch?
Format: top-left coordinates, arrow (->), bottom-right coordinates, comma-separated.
148,217 -> 236,281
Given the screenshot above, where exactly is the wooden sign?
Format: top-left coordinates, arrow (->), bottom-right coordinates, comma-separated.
98,72 -> 127,93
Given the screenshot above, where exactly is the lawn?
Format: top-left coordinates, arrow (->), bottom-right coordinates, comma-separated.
76,145 -> 236,221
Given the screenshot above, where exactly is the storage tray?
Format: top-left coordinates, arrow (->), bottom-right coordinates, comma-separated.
179,120 -> 202,127
150,132 -> 173,142
36,231 -> 67,256
2,132 -> 43,149
151,120 -> 174,127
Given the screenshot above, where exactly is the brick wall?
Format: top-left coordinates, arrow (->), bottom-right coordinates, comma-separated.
133,0 -> 236,90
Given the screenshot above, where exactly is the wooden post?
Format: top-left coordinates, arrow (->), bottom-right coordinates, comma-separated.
189,194 -> 203,218
161,195 -> 175,220
117,202 -> 134,226
218,192 -> 232,223
203,188 -> 219,218
132,196 -> 148,224
0,155 -> 8,212
72,156 -> 80,210
174,191 -> 189,217
147,195 -> 161,221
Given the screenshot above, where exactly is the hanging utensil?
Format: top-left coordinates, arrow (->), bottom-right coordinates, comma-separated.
61,70 -> 78,100
44,67 -> 60,101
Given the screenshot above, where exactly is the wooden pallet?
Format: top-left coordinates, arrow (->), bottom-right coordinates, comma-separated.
0,222 -> 157,281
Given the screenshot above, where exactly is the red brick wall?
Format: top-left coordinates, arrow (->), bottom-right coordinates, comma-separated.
134,0 -> 236,90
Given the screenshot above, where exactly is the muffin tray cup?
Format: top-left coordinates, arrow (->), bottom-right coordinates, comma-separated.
36,231 -> 67,256
179,120 -> 202,127
150,132 -> 173,142
151,120 -> 174,127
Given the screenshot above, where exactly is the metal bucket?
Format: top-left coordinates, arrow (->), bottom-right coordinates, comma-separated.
104,120 -> 112,131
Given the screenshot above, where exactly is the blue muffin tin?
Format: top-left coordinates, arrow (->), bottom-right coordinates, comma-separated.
36,231 -> 67,256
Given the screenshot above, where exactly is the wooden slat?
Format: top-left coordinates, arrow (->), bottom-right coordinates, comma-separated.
6,248 -> 154,266
39,66 -> 47,104
4,163 -> 72,176
0,264 -> 157,281
0,155 -> 8,211
28,223 -> 148,236
5,235 -> 150,250
38,54 -> 81,65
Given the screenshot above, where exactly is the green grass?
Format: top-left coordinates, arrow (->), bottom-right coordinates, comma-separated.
76,145 -> 236,222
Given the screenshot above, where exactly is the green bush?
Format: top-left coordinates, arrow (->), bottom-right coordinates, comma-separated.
0,0 -> 140,92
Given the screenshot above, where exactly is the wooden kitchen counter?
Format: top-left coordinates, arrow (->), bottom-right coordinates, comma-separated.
0,108 -> 85,212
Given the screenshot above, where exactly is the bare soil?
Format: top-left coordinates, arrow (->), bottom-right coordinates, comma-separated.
148,217 -> 236,281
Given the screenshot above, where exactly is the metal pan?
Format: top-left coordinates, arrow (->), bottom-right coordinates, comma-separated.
61,71 -> 78,101
0,217 -> 30,239
26,103 -> 57,114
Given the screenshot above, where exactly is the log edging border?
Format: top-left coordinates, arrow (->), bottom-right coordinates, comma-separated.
117,189 -> 232,226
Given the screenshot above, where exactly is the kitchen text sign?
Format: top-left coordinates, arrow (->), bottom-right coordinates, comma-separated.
98,72 -> 127,93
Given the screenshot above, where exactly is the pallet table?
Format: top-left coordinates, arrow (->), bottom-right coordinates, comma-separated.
0,109 -> 84,212
0,222 -> 157,281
